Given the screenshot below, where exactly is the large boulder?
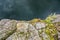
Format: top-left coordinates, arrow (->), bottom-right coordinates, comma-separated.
0,16 -> 59,40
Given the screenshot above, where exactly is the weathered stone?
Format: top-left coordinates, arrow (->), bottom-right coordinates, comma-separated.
6,21 -> 57,40
0,20 -> 17,40
0,19 -> 10,26
6,22 -> 41,40
52,14 -> 60,23
52,14 -> 60,40
0,14 -> 59,40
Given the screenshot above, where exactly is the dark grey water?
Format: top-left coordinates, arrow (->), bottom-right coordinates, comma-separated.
0,0 -> 60,20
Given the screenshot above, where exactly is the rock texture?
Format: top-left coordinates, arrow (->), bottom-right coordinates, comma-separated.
0,19 -> 17,40
0,14 -> 60,40
52,14 -> 60,40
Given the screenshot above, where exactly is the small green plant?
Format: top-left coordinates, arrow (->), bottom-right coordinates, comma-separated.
44,13 -> 56,23
43,13 -> 58,40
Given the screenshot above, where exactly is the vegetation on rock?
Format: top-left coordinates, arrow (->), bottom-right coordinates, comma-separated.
0,14 -> 60,40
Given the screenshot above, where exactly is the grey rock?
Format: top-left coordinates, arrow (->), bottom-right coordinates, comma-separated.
52,14 -> 60,23
6,22 -> 41,40
0,19 -> 10,26
0,19 -> 17,40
